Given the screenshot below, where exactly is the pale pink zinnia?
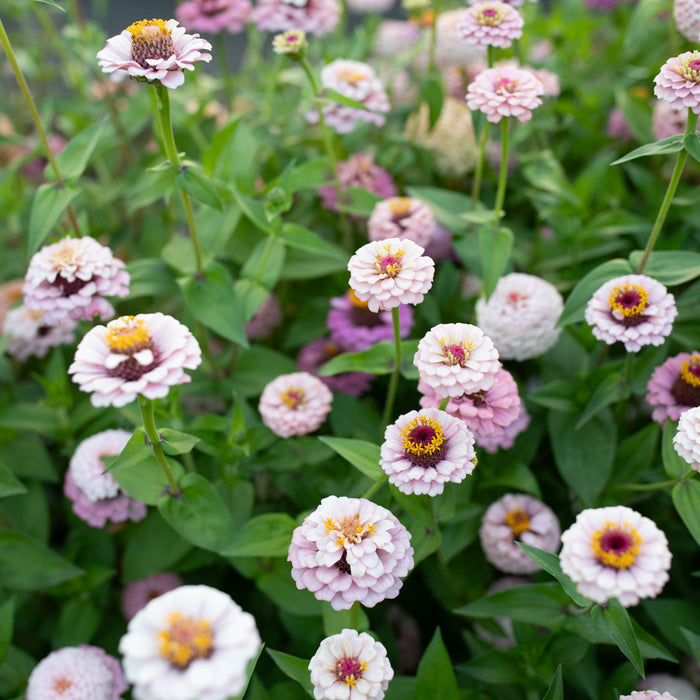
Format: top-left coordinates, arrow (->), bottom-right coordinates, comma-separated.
654,51 -> 700,115
479,493 -> 561,574
673,405 -> 700,472
121,572 -> 184,620
621,693 -> 679,700
637,674 -> 699,700
258,371 -> 333,437
474,404 -> 530,453
69,313 -> 202,407
309,628 -> 394,700
559,505 -> 672,607
64,429 -> 147,528
372,20 -> 421,57
368,197 -> 436,248
466,66 -> 544,123
288,495 -> 414,610
380,407 -> 477,496
251,0 -> 339,36
674,0 -> 700,42
414,323 -> 500,398
645,352 -> 700,424
96,19 -> 212,89
652,98 -> 688,141
458,2 -> 524,49
175,0 -> 251,34
347,237 -> 435,313
23,235 -> 130,326
433,9 -> 488,69
3,305 -> 77,361
584,274 -> 677,353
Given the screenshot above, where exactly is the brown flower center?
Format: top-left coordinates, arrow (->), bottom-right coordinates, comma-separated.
127,19 -> 175,69
104,316 -> 160,381
608,282 -> 649,326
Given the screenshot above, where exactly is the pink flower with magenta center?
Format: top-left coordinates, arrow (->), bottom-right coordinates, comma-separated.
458,1 -> 524,49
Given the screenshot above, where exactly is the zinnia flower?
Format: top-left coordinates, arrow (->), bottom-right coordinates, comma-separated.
175,0 -> 251,34
372,20 -> 421,57
309,628 -> 394,700
607,107 -> 633,140
674,0 -> 700,41
272,29 -> 309,57
414,323 -> 500,398
258,371 -> 333,437
652,98 -> 688,141
251,0 -> 340,36
479,493 -> 561,574
559,505 -> 672,607
654,51 -> 700,115
637,674 -> 699,700
458,1 -> 524,49
646,352 -> 700,424
64,429 -> 147,528
97,18 -> 212,89
23,235 -> 130,326
3,305 -> 77,361
26,645 -> 127,700
69,313 -> 202,407
621,693 -> 678,700
473,404 -> 530,453
475,272 -> 564,361
121,572 -> 184,620
584,274 -> 677,353
288,495 -> 414,610
673,405 -> 700,471
367,197 -> 436,248
434,9 -> 487,69
119,584 -> 261,700
380,407 -> 477,496
348,238 -> 435,313
466,65 -> 544,123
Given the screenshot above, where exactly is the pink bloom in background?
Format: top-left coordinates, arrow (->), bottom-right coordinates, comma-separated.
607,107 -> 633,140
245,293 -> 283,340
560,505 -> 672,607
347,0 -> 394,12
652,98 -> 688,141
637,675 -> 700,700
176,0 -> 251,34
434,10 -> 488,69
529,67 -> 560,97
317,153 -> 397,214
258,371 -> 333,437
458,1 -> 524,49
309,628 -> 394,700
473,576 -> 530,650
69,313 -> 202,407
620,693 -> 679,700
64,429 -> 147,528
121,572 -> 184,620
26,645 -> 127,700
347,237 -> 435,313
673,406 -> 700,471
674,0 -> 700,42
414,323 -> 500,398
425,224 -> 455,261
380,407 -> 477,496
584,0 -> 633,8
327,290 -> 414,352
474,404 -> 530,453
372,20 -> 421,57
654,51 -> 700,115
368,197 -> 436,248
252,0 -> 339,36
584,274 -> 677,353
468,0 -> 535,5
23,235 -> 129,325
3,305 -> 77,361
646,352 -> 700,424
288,495 -> 414,610
466,66 -> 544,123
96,18 -> 212,89
479,493 -> 561,574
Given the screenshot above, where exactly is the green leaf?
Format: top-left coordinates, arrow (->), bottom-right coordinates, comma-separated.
413,628 -> 459,700
229,644 -> 265,700
279,223 -> 347,269
46,119 -> 106,182
125,258 -> 179,299
240,237 -> 286,288
223,513 -> 297,557
681,626 -> 700,662
542,665 -> 564,700
672,478 -> 700,547
662,418 -> 687,478
318,88 -> 368,111
33,0 -> 65,9
158,428 -> 201,456
0,403 -> 64,439
266,649 -> 314,698
421,75 -> 444,130
611,134 -> 684,165
405,186 -> 472,234
684,132 -> 700,165
317,340 -> 418,377
317,436 -> 384,480
479,227 -> 513,298
576,373 -> 630,429
28,184 -> 80,256
628,250 -> 700,286
527,380 -> 577,413
0,598 -> 14,666
0,462 -> 26,499
322,603 -> 369,636
591,599 -> 644,677
176,161 -> 222,210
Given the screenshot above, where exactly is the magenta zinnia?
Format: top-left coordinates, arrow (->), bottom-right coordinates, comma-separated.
646,352 -> 700,424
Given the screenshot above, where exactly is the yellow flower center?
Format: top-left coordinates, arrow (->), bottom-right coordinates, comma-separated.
280,386 -> 306,409
53,677 -> 72,693
505,507 -> 530,538
127,18 -> 172,40
158,612 -> 214,669
374,244 -> 405,279
591,521 -> 642,569
388,197 -> 413,218
677,52 -> 700,83
105,316 -> 151,353
680,356 -> 700,388
324,514 -> 376,547
337,67 -> 368,85
401,416 -> 445,457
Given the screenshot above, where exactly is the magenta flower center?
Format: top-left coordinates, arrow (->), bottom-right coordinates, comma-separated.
477,5 -> 505,25
677,53 -> 700,82
334,655 -> 367,687
672,356 -> 700,407
441,339 -> 475,366
376,255 -> 403,278
591,522 -> 641,569
495,76 -> 518,93
608,283 -> 649,326
401,416 -> 447,468
507,291 -> 527,304
287,34 -> 299,42
280,387 -> 306,410
127,19 -> 175,70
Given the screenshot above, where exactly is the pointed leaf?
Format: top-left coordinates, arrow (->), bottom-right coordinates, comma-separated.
542,665 -> 564,700
0,462 -> 26,499
662,418 -> 687,478
591,599 -> 644,677
479,226 -> 513,298
158,428 -> 201,456
0,598 -> 14,666
266,649 -> 314,697
176,161 -> 222,210
672,478 -> 700,547
611,134 -> 684,165
413,628 -> 459,700
576,373 -> 630,429
28,184 -> 80,256
46,119 -> 107,182
318,436 -> 384,480
628,250 -> 700,286
222,512 -> 296,557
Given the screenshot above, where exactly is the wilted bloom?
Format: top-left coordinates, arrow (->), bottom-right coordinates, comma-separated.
309,629 -> 394,700
458,1 -> 524,48
654,51 -> 700,115
23,235 -> 130,325
120,584 -> 261,700
245,293 -> 283,340
69,313 -> 202,407
348,238 -> 435,313
479,493 -> 561,574
3,305 -> 77,362
288,495 -> 414,610
652,98 -> 688,140
368,197 -> 436,248
64,429 -> 147,528
673,406 -> 700,471
414,323 -> 500,398
251,0 -> 339,37
467,65 -> 544,123
380,407 -> 476,496
646,352 -> 700,424
175,0 -> 251,34
258,371 -> 333,437
473,404 -> 530,453
121,572 -> 184,620
560,505 -> 672,607
26,645 -> 127,700
272,29 -> 308,56
96,19 -> 212,89
674,0 -> 700,41
475,272 -> 564,361
584,274 -> 677,353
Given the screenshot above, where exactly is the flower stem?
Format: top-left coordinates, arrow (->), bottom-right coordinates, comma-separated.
427,0 -> 442,75
636,108 -> 698,274
349,601 -> 360,630
438,397 -> 450,411
139,397 -> 181,497
362,478 -> 387,500
214,33 -> 235,109
493,117 -> 509,234
381,306 -> 403,429
471,122 -> 490,209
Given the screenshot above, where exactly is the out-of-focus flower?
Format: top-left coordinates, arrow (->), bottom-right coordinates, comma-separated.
468,0 -> 535,5
458,1 -> 523,49
414,323 -> 500,398
121,572 -> 184,620
175,0 -> 251,34
654,51 -> 700,115
474,404 -> 530,453
65,429 -> 147,528
466,65 -> 544,123
288,495 -> 414,610
620,692 -> 679,700
258,371 -> 333,437
646,352 -> 700,424
529,67 -> 560,97
245,293 -> 283,340
372,20 -> 421,57
584,0 -> 633,8
23,236 -> 130,326
119,584 -> 261,700
0,279 -> 24,327
69,313 -> 202,407
348,238 -> 435,313
425,224 -> 455,261
674,0 -> 700,41
479,493 -> 561,574
584,274 -> 677,353
380,407 -> 477,496
309,628 -> 394,700
434,10 -> 488,69
607,107 -> 634,140
368,197 -> 436,248
96,18 -> 212,89
272,28 -> 308,57
3,306 -> 77,362
252,0 -> 340,35
26,645 -> 127,700
637,674 -> 700,700
475,272 -> 563,361
560,505 -> 672,607
652,98 -> 688,140
347,0 -> 394,12
673,406 -> 700,471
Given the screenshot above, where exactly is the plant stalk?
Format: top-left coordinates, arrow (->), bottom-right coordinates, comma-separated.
139,397 -> 181,496
381,306 -> 403,429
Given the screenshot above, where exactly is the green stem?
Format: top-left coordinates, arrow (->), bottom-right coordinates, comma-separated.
262,54 -> 282,122
427,0 -> 441,75
362,478 -> 387,500
487,45 -> 495,69
139,397 -> 181,496
381,306 -> 403,429
636,108 -> 698,274
254,229 -> 279,285
349,601 -> 360,630
214,33 -> 235,109
471,122 -> 490,209
616,471 -> 694,492
438,397 -> 450,411
493,117 -> 509,234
